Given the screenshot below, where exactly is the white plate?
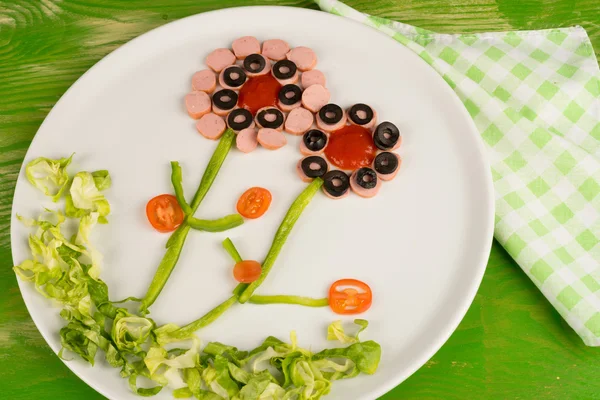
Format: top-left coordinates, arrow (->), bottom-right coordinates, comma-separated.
11,6 -> 494,400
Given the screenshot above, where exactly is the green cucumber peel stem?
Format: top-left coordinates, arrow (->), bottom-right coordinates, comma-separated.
170,161 -> 192,214
248,295 -> 328,307
140,129 -> 235,312
239,178 -> 323,303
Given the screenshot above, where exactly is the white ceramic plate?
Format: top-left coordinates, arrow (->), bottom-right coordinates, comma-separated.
11,6 -> 494,400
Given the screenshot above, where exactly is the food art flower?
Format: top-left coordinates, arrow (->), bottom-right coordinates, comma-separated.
185,36 -> 402,200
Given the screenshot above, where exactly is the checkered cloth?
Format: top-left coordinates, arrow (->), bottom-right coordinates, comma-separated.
316,0 -> 600,345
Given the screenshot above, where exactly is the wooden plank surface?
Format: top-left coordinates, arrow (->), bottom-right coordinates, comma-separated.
1,0 -> 599,399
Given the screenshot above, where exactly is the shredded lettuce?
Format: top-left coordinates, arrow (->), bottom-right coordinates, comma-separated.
326,319 -> 369,344
25,154 -> 73,201
111,309 -> 154,354
67,171 -> 111,222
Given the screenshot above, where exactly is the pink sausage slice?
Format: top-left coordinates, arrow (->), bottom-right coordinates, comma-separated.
374,152 -> 401,181
273,69 -> 299,86
192,69 -> 217,93
236,128 -> 259,153
257,128 -> 287,150
278,99 -> 302,112
255,107 -> 285,130
296,159 -> 313,183
219,67 -> 246,90
284,107 -> 314,136
206,48 -> 236,72
262,39 -> 290,61
286,47 -> 317,71
348,106 -> 378,130
301,69 -> 326,89
316,110 -> 347,132
301,84 -> 330,113
299,137 -> 328,156
243,54 -> 270,77
196,113 -> 226,140
185,91 -> 212,119
349,169 -> 381,198
323,186 -> 349,200
232,36 -> 261,59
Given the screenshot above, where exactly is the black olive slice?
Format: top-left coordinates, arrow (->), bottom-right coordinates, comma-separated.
243,54 -> 267,74
227,108 -> 253,131
303,129 -> 328,152
374,122 -> 400,150
318,104 -> 343,125
355,167 -> 378,189
257,108 -> 284,129
301,156 -> 328,179
212,89 -> 238,110
278,85 -> 302,106
322,170 -> 350,198
348,103 -> 374,125
222,66 -> 246,88
374,152 -> 399,175
272,60 -> 297,80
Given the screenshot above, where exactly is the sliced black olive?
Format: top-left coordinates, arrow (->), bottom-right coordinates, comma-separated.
374,152 -> 399,175
243,54 -> 267,74
301,156 -> 328,179
322,170 -> 350,198
257,108 -> 284,129
272,60 -> 297,80
374,122 -> 400,150
303,129 -> 328,152
227,108 -> 253,131
212,89 -> 238,111
222,66 -> 246,88
318,104 -> 343,125
355,167 -> 378,189
348,103 -> 374,125
278,85 -> 302,106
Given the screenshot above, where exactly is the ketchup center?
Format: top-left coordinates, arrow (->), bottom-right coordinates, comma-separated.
325,125 -> 377,170
237,73 -> 282,115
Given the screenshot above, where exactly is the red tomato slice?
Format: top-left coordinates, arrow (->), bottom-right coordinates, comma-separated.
236,187 -> 272,219
233,260 -> 262,283
146,194 -> 184,233
328,279 -> 373,315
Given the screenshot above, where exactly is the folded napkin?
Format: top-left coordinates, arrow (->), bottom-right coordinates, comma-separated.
316,0 -> 600,345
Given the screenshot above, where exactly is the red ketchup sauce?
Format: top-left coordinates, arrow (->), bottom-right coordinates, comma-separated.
237,74 -> 282,115
325,125 -> 377,170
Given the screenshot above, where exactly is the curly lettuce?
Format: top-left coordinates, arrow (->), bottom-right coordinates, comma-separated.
25,154 -> 73,201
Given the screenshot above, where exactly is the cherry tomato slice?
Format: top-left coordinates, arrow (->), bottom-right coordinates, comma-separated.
233,260 -> 262,283
328,279 -> 373,315
146,194 -> 184,233
236,187 -> 272,219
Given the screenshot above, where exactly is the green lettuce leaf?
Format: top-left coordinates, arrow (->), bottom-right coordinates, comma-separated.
312,341 -> 381,376
68,171 -> 111,221
326,319 -> 369,344
111,309 -> 154,354
25,154 -> 73,201
92,170 -> 112,191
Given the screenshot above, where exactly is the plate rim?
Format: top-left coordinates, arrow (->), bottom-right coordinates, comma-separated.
11,5 -> 495,399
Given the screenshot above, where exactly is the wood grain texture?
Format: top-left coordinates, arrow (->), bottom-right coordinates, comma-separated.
0,0 -> 599,399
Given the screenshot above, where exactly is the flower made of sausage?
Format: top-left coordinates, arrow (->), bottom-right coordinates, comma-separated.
186,37 -> 402,198
187,36 -> 328,153
296,102 -> 403,199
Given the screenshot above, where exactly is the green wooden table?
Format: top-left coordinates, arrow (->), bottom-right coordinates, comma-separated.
1,1 -> 598,398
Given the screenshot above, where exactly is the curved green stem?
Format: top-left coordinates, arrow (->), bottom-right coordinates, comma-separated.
239,178 -> 323,303
171,161 -> 191,214
168,295 -> 238,341
248,295 -> 328,307
187,214 -> 243,232
140,129 -> 236,312
222,237 -> 243,263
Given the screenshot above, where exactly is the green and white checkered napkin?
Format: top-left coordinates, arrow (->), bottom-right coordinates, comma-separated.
316,0 -> 600,345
